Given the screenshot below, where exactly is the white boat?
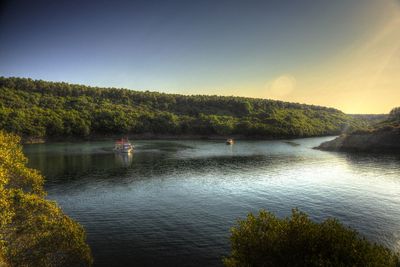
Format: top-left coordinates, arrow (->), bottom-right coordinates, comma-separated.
226,138 -> 234,145
114,138 -> 134,153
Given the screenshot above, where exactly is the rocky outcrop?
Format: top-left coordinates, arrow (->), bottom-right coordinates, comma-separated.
316,126 -> 400,153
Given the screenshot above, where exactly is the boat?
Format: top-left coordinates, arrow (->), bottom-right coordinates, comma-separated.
114,138 -> 134,153
226,138 -> 234,145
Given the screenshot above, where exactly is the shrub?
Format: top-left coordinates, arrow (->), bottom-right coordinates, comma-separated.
224,209 -> 399,267
0,131 -> 93,266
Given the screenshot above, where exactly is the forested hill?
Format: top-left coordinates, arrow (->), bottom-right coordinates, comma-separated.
0,77 -> 365,140
317,107 -> 400,153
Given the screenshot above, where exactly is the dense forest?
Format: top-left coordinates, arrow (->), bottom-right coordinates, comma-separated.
0,77 -> 368,140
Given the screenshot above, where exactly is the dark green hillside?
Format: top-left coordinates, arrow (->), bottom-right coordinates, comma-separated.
380,107 -> 400,127
348,107 -> 400,134
317,107 -> 400,152
348,114 -> 388,126
0,77 -> 365,140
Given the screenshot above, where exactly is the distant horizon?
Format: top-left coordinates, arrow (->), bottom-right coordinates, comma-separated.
1,75 -> 391,115
1,0 -> 399,114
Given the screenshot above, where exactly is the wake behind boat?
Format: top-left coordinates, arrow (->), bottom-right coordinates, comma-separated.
114,138 -> 134,153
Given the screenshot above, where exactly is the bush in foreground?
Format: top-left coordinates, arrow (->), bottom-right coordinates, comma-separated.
0,131 -> 92,266
224,209 -> 399,267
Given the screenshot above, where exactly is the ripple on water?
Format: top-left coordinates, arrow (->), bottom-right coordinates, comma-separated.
24,137 -> 400,266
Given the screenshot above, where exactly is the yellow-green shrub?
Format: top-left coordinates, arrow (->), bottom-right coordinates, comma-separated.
0,131 -> 92,267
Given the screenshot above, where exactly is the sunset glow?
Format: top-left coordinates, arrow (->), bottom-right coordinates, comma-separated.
0,0 -> 399,113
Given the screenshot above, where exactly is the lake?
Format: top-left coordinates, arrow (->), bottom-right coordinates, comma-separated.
23,137 -> 400,267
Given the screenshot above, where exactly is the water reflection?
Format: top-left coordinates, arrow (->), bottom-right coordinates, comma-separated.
342,152 -> 400,170
23,138 -> 400,267
114,152 -> 133,167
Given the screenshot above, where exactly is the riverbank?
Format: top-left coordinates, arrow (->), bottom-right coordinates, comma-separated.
2,77 -> 366,146
316,126 -> 400,153
21,133 -> 337,144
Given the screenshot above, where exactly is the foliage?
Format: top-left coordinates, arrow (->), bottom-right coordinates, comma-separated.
389,107 -> 400,121
0,77 -> 366,139
0,131 -> 93,267
348,114 -> 388,127
224,209 -> 400,267
362,106 -> 400,133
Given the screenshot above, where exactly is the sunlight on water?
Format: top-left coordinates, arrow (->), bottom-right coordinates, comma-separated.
24,137 -> 400,266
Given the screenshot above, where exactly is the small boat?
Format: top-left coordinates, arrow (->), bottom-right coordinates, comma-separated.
114,138 -> 134,153
226,138 -> 234,145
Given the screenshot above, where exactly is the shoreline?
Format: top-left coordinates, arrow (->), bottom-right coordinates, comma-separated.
22,133 -> 337,144
314,128 -> 400,154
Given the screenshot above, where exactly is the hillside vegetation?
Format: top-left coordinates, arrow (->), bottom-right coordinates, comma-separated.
0,131 -> 92,266
0,77 -> 366,140
317,107 -> 400,152
375,107 -> 400,129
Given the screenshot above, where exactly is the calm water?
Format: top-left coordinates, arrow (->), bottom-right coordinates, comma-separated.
24,137 -> 400,267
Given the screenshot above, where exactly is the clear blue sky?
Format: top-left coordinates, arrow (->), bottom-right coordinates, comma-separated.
1,0 -> 399,113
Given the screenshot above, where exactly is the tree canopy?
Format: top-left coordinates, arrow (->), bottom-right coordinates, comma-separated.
0,77 -> 367,140
0,131 -> 93,266
224,209 -> 399,267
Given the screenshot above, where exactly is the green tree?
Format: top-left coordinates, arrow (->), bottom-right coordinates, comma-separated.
0,131 -> 93,266
224,209 -> 399,267
0,76 -> 369,139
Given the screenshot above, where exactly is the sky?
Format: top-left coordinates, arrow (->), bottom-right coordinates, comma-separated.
0,0 -> 399,114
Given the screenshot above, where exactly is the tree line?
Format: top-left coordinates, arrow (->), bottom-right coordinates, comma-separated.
0,77 -> 368,139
